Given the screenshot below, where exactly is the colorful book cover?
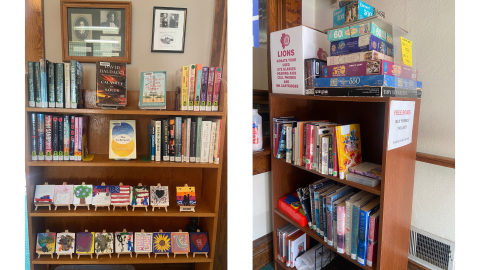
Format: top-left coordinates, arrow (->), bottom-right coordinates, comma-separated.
181,66 -> 189,111
153,232 -> 171,253
96,61 -> 127,107
194,64 -> 203,111
115,232 -> 133,253
189,232 -> 209,253
326,186 -> 355,246
321,136 -> 329,174
134,232 -> 153,253
31,113 -> 37,161
188,64 -> 196,110
34,62 -> 41,107
200,67 -> 209,111
109,120 -> 136,160
357,198 -> 381,265
328,134 -> 333,175
47,60 -> 55,108
206,67 -> 215,111
308,179 -> 334,231
76,232 -> 94,254
69,116 -> 75,160
139,71 -> 166,109
345,191 -> 368,256
64,62 -> 70,108
36,232 -> 56,254
70,60 -> 77,108
27,61 -> 35,107
110,185 -> 130,205
212,67 -> 222,111
337,201 -> 347,253
175,117 -> 182,162
76,61 -> 84,108
58,116 -> 64,160
45,115 -> 52,161
37,114 -> 45,160
172,232 -> 190,253
130,186 -> 149,206
162,119 -> 169,161
169,118 -> 175,161
366,212 -> 380,267
196,117 -> 202,163
351,193 -> 376,260
39,59 -> 48,108
348,162 -> 382,180
55,63 -> 64,108
318,186 -> 338,237
76,117 -> 82,161
52,116 -> 58,160
333,192 -> 355,249
176,186 -> 196,206
296,187 -> 312,228
336,124 -> 362,179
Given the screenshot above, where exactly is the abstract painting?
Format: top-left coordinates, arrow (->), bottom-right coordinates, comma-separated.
34,185 -> 55,203
130,186 -> 149,206
150,186 -> 169,206
111,185 -> 130,205
73,185 -> 93,204
56,232 -> 75,254
176,186 -> 196,206
171,232 -> 189,253
54,185 -> 74,204
92,185 -> 111,205
134,232 -> 153,252
94,232 -> 114,254
115,232 -> 133,253
36,232 -> 56,254
189,232 -> 209,253
153,232 -> 171,254
76,232 -> 94,254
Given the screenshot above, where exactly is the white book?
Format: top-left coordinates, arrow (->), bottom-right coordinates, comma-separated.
151,119 -> 162,162
208,121 -> 217,164
321,136 -> 329,174
345,191 -> 368,256
188,64 -> 196,111
200,121 -> 212,163
286,126 -> 292,163
186,118 -> 191,163
64,63 -> 70,108
212,119 -> 222,164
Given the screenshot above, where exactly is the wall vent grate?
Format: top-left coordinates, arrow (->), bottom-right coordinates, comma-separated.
409,226 -> 455,270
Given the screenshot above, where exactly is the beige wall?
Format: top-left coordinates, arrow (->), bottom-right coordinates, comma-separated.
44,0 -> 215,91
253,47 -> 268,90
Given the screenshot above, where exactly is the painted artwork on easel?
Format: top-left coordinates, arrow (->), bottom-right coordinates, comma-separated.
56,233 -> 75,254
150,186 -> 169,206
54,185 -> 74,204
73,185 -> 93,204
34,185 -> 55,203
176,186 -> 196,206
153,232 -> 171,253
115,232 -> 133,253
134,232 -> 153,252
92,186 -> 111,205
171,232 -> 190,253
94,232 -> 114,254
76,232 -> 94,254
130,186 -> 149,206
36,232 -> 56,254
111,185 -> 130,205
189,232 -> 210,253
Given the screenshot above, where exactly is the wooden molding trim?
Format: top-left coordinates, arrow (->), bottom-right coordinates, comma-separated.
416,152 -> 455,169
253,232 -> 274,270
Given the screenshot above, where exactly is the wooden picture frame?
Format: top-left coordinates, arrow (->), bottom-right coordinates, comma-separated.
60,0 -> 132,63
151,7 -> 187,53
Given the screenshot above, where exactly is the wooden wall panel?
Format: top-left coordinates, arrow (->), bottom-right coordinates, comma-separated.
25,0 -> 45,71
285,0 -> 302,28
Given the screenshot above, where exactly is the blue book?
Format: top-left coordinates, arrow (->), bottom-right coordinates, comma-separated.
148,124 -> 155,161
322,187 -> 340,240
309,179 -> 334,231
357,198 -> 381,266
70,60 -> 77,108
39,60 -> 48,108
37,114 -> 45,160
315,75 -> 421,90
326,186 -> 355,246
276,124 -> 287,159
351,194 -> 377,260
314,190 -> 320,235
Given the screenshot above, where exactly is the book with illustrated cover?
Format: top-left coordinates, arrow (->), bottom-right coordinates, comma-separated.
39,59 -> 48,108
58,116 -> 64,161
169,118 -> 175,161
34,62 -> 41,107
357,198 -> 380,266
212,67 -> 222,111
45,115 -> 52,161
296,187 -> 312,228
336,124 -> 362,179
27,62 -> 35,107
194,64 -> 203,111
74,117 -> 79,161
181,66 -> 189,111
47,61 -> 55,108
52,116 -> 58,161
96,61 -> 127,107
69,116 -> 75,160
109,120 -> 136,160
162,119 -> 169,161
308,179 -> 334,231
71,61 -> 83,109
139,71 -> 166,109
348,162 -> 382,180
206,67 -> 215,111
55,63 -> 64,108
333,192 -> 355,249
63,115 -> 69,160
200,67 -> 209,111
175,117 -> 182,162
37,114 -> 45,160
64,62 -> 70,108
326,186 -> 355,246
188,64 -> 196,110
30,113 -> 37,161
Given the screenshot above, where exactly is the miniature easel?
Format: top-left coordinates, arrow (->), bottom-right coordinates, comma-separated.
55,182 -> 71,210
37,229 -> 54,258
173,230 -> 188,258
192,229 -> 208,258
77,230 -> 93,259
179,184 -> 195,213
117,229 -> 133,258
56,230 -> 73,259
96,230 -> 112,259
154,229 -> 169,258
131,183 -> 148,212
152,183 -> 168,212
112,182 -> 129,211
35,182 -> 53,211
94,182 -> 111,211
135,229 -> 151,258
74,182 -> 90,210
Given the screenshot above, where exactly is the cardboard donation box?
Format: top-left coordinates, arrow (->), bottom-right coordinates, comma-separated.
270,26 -> 329,95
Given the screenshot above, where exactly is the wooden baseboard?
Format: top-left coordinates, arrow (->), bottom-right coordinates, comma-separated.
253,232 -> 274,270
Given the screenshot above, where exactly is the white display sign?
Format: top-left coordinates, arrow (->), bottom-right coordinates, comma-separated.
388,100 -> 415,150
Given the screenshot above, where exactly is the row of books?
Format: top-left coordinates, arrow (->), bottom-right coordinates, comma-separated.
276,226 -> 309,267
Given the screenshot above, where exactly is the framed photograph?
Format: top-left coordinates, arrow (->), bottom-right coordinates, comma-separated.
151,7 -> 187,53
60,1 -> 132,63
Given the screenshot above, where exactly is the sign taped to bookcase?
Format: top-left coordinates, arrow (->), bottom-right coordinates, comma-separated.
388,100 -> 415,150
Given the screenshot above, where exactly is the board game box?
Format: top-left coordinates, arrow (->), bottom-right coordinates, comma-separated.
314,87 -> 421,98
324,60 -> 418,80
330,35 -> 393,57
315,75 -> 421,90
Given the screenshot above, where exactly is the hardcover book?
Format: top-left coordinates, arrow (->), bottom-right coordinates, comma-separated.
47,61 -> 56,108
109,120 -> 136,160
58,116 -> 64,161
162,119 -> 169,161
64,63 -> 70,108
190,119 -> 197,162
206,67 -> 215,111
351,193 -> 377,260
212,67 -> 222,111
200,121 -> 212,163
196,117 -> 202,163
96,61 -> 127,107
335,124 -> 362,179
169,118 -> 175,161
175,117 -> 182,162
188,64 -> 196,111
52,116 -> 58,161
148,124 -> 155,160
181,66 -> 189,111
139,71 -> 166,109
55,63 -> 64,108
69,116 -> 75,160
28,62 -> 35,107
37,114 -> 45,161
45,115 -> 52,161
366,211 -> 380,267
194,64 -> 203,111
34,62 -> 41,107
345,191 -> 368,256
308,179 -> 334,230
39,59 -> 48,108
151,119 -> 161,161
357,198 -> 381,266
31,113 -> 37,161
200,67 -> 209,111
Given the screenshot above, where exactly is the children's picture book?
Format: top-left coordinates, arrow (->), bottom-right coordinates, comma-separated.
92,185 -> 111,205
96,61 -> 127,107
56,232 -> 75,254
130,186 -> 149,206
139,71 -> 167,109
94,232 -> 114,254
34,185 -> 55,203
110,185 -> 130,205
73,185 -> 93,205
171,232 -> 190,253
153,232 -> 172,254
189,232 -> 210,253
76,232 -> 94,254
335,124 -> 362,179
150,186 -> 169,206
176,186 -> 196,206
109,120 -> 137,160
134,232 -> 153,252
54,185 -> 74,205
115,231 -> 134,253
36,232 -> 56,254
348,162 -> 382,180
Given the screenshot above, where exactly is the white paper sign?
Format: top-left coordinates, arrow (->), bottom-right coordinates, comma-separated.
388,100 -> 415,150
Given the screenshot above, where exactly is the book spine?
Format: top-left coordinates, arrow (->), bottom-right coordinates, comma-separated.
326,197 -> 333,245
175,117 -> 182,162
292,128 -> 295,164
201,121 -> 212,163
69,116 -> 75,160
307,125 -> 315,169
323,196 -> 329,242
190,121 -> 197,162
200,67 -> 209,111
162,120 -> 169,161
206,67 -> 215,111
366,215 -> 379,267
47,61 -> 55,108
181,120 -> 186,162
322,136 -> 329,174
357,210 -> 369,265
196,118 -> 202,162
333,128 -> 338,177
215,119 -> 222,164
351,205 -> 360,260
39,59 -> 48,108
333,202 -> 339,248
45,115 -> 52,160
286,126 -> 292,163
58,116 -> 64,161
212,67 -> 222,111
28,62 -> 35,107
169,119 -> 175,161
30,113 -> 37,160
53,117 -> 59,161
315,191 -> 320,235
55,63 -> 64,108
337,205 -> 346,253
37,114 -> 45,160
63,115 -> 69,160
81,116 -> 88,160
188,65 -> 196,111
34,62 -> 41,107
296,188 -> 312,227
345,201 -> 352,255
70,61 -> 77,108
328,134 -> 333,175
209,122 -> 217,163
155,121 -> 161,162
64,63 -> 70,108
76,117 -> 82,161
186,118 -> 191,162
149,125 -> 155,161
276,125 -> 286,159
194,64 -> 202,111
76,62 -> 83,108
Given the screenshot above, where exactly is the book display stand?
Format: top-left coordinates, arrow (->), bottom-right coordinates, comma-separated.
135,229 -> 151,258
151,183 -> 168,212
179,184 -> 195,213
192,229 -> 208,258
94,182 -> 110,211
131,183 -> 148,212
54,182 -> 71,210
35,182 -> 53,211
77,230 -> 93,259
56,230 -> 73,259
112,182 -> 129,211
173,230 -> 189,258
116,229 -> 133,258
73,182 -> 90,210
95,230 -> 112,259
37,229 -> 54,259
154,229 -> 169,258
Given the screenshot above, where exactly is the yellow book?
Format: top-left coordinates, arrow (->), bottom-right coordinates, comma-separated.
335,124 -> 362,179
181,66 -> 189,111
109,120 -> 136,160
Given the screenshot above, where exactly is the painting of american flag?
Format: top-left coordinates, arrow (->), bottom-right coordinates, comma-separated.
130,186 -> 149,206
111,185 -> 130,205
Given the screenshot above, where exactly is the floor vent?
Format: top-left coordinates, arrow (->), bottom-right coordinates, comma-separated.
409,226 -> 455,270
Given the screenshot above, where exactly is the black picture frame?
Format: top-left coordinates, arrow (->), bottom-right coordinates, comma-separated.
151,7 -> 187,53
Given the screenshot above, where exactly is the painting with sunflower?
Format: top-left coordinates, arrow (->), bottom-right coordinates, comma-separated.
153,232 -> 171,253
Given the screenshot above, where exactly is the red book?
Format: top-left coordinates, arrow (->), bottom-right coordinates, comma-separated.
212,67 -> 222,111
206,67 -> 215,111
367,212 -> 380,267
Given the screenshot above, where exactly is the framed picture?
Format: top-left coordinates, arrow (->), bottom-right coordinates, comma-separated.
60,1 -> 132,63
151,7 -> 187,53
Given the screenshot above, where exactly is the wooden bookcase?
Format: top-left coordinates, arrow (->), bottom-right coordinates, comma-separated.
25,89 -> 227,270
269,94 -> 421,270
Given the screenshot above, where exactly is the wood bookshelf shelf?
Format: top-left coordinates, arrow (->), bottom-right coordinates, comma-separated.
25,107 -> 225,117
32,256 -> 212,264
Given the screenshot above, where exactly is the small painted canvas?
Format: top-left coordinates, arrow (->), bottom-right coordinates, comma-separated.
76,232 -> 94,254
189,232 -> 210,253
56,232 -> 75,254
115,231 -> 134,253
36,232 -> 56,254
92,185 -> 111,205
34,185 -> 55,203
171,232 -> 190,253
150,186 -> 169,206
94,232 -> 114,254
54,185 -> 74,205
134,232 -> 153,252
111,185 -> 130,205
130,186 -> 149,206
176,186 -> 196,206
153,232 -> 171,254
73,185 -> 93,205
